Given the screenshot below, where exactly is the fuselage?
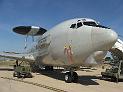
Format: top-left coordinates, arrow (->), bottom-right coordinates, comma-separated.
29,18 -> 117,67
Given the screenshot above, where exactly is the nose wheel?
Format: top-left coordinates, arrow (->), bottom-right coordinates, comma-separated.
65,72 -> 78,83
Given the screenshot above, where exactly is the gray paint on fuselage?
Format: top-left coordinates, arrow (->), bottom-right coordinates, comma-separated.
27,18 -> 117,67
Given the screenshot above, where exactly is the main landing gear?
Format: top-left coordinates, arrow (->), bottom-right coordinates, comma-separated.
45,66 -> 53,71
64,71 -> 78,83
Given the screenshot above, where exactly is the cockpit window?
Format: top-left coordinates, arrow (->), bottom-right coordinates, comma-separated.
70,22 -> 83,29
77,22 -> 82,28
83,21 -> 110,29
70,24 -> 76,28
96,25 -> 110,29
83,22 -> 97,26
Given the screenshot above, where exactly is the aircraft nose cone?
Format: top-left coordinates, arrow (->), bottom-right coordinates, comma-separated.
110,30 -> 117,41
92,28 -> 118,51
104,29 -> 118,44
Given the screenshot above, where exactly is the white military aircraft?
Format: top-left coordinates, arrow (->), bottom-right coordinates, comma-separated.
0,18 -> 118,83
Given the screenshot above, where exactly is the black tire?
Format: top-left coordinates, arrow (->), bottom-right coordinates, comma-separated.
101,75 -> 106,80
116,74 -> 119,83
17,73 -> 21,78
45,66 -> 53,71
72,72 -> 78,83
13,72 -> 16,77
111,77 -> 117,82
28,73 -> 33,78
65,72 -> 72,83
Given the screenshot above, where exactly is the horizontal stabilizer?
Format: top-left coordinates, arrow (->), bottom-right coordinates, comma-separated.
13,26 -> 47,36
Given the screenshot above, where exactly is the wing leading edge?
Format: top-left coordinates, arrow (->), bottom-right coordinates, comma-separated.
0,52 -> 35,62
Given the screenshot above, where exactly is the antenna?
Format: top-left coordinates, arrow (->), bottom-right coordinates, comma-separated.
24,35 -> 28,49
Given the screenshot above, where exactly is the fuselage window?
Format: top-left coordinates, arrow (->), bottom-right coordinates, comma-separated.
77,22 -> 82,28
70,24 -> 76,28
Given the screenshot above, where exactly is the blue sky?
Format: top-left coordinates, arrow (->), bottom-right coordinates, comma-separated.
0,0 -> 123,52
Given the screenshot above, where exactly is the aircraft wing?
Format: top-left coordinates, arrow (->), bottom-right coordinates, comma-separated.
0,52 -> 35,62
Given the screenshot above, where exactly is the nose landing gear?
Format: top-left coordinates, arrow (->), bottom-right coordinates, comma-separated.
65,71 -> 78,83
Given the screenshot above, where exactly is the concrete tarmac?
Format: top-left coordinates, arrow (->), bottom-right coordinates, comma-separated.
0,78 -> 54,92
0,66 -> 123,92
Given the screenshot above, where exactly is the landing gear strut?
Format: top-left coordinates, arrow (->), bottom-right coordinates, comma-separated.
65,71 -> 78,83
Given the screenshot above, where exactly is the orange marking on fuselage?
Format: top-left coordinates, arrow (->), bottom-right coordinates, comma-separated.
64,45 -> 73,64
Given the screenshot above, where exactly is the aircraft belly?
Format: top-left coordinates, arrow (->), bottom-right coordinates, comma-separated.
36,55 -> 86,66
